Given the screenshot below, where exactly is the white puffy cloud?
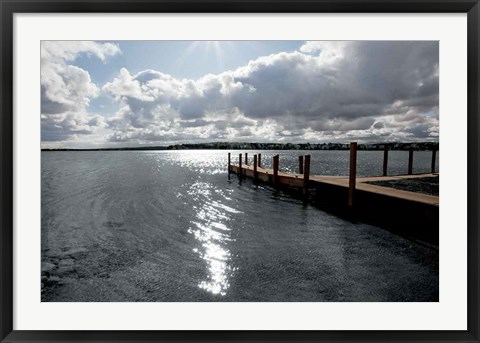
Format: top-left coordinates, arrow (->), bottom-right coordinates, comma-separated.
102,41 -> 438,145
41,112 -> 107,142
41,41 -> 120,63
41,64 -> 99,114
102,68 -> 156,102
41,41 -> 120,142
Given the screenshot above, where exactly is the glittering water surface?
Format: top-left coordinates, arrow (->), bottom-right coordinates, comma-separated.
41,150 -> 438,302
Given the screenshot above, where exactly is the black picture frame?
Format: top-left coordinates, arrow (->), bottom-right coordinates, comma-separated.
1,0 -> 479,342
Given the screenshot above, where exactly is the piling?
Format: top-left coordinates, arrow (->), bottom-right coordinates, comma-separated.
225,148 -> 439,241
383,145 -> 388,176
273,155 -> 279,186
303,155 -> 310,195
239,153 -> 242,176
227,153 -> 231,174
258,153 -> 262,168
348,142 -> 358,207
431,149 -> 437,173
245,153 -> 248,165
299,156 -> 304,174
408,148 -> 414,175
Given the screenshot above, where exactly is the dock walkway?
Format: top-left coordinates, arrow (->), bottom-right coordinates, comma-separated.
230,163 -> 438,206
227,142 -> 439,208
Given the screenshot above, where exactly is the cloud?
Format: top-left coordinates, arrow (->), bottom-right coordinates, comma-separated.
41,41 -> 439,146
41,41 -> 120,141
102,68 -> 156,102
41,112 -> 107,142
101,41 -> 438,145
41,65 -> 99,114
41,41 -> 120,63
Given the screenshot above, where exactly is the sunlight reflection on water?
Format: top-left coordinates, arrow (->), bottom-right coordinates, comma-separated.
167,151 -> 225,175
187,181 -> 241,295
41,150 -> 439,302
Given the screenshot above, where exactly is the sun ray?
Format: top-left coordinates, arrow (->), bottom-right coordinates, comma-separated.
172,41 -> 227,79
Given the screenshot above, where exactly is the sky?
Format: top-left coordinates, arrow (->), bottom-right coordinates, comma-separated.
41,40 -> 439,148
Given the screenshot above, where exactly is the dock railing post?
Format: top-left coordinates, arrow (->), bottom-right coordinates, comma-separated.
299,156 -> 304,174
245,153 -> 248,165
383,145 -> 388,176
239,153 -> 242,176
253,155 -> 258,180
228,152 -> 231,173
348,142 -> 357,207
431,148 -> 437,174
408,147 -> 414,175
303,155 -> 310,195
272,155 -> 279,186
258,153 -> 262,168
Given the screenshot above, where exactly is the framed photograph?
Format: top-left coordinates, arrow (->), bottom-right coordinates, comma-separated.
1,0 -> 479,342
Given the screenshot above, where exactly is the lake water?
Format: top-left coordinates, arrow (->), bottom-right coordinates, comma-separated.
41,150 -> 439,302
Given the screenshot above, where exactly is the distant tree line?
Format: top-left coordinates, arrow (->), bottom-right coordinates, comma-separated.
42,141 -> 439,151
168,142 -> 439,151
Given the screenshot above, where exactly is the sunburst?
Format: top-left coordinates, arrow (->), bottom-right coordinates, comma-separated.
173,41 -> 233,75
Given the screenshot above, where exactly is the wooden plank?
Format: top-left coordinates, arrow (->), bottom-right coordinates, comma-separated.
278,174 -> 304,188
244,168 -> 254,178
311,173 -> 438,206
348,142 -> 357,207
355,182 -> 439,206
258,171 -> 270,182
311,173 -> 437,185
357,173 -> 437,182
310,175 -> 349,186
303,155 -> 310,194
383,145 -> 388,176
408,148 -> 414,175
431,149 -> 437,173
272,155 -> 279,186
298,155 -> 304,174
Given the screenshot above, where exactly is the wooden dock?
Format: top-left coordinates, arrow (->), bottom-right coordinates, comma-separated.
230,164 -> 438,207
228,143 -> 438,207
228,143 -> 439,243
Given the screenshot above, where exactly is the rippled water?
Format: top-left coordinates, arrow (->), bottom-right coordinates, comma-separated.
41,150 -> 439,302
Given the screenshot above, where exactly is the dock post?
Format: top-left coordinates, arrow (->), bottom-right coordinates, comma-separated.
408,148 -> 414,175
239,153 -> 242,176
245,153 -> 248,165
258,153 -> 262,168
228,152 -> 231,173
383,145 -> 388,176
253,155 -> 258,180
272,155 -> 279,186
299,156 -> 304,174
348,142 -> 357,207
431,148 -> 437,173
303,155 -> 310,195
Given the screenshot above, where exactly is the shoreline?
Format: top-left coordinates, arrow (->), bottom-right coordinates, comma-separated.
41,141 -> 439,152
